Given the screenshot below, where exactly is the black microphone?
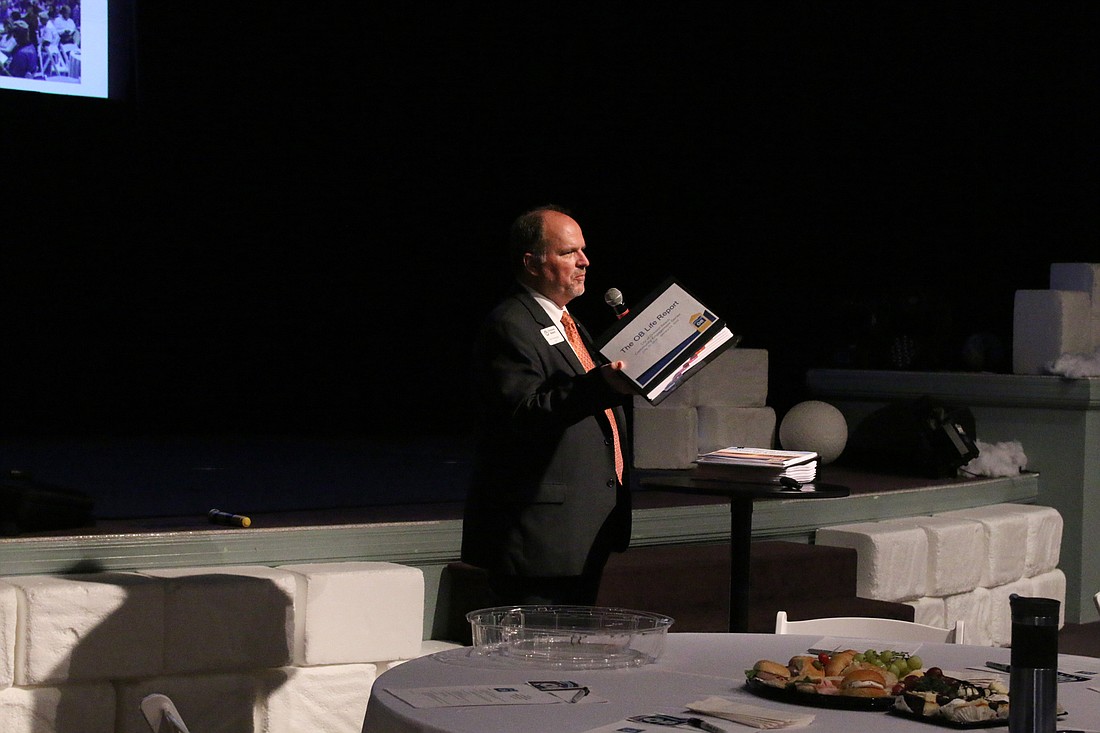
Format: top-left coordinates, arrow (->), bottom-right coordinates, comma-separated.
208,508 -> 252,528
604,288 -> 630,319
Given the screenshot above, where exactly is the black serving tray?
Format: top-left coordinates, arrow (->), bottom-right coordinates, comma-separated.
743,677 -> 895,712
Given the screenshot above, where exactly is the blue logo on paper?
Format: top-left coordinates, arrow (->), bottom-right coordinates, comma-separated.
691,310 -> 716,332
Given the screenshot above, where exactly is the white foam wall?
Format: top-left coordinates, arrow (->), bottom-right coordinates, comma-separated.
818,504 -> 1066,645
0,562 -> 453,733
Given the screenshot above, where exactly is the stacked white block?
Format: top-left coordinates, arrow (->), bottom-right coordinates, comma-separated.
692,348 -> 769,407
0,682 -> 116,733
914,515 -> 986,596
0,561 -> 439,733
944,586 -> 994,647
277,561 -> 424,665
937,504 -> 1062,585
1030,570 -> 1068,627
816,503 -> 1065,646
985,579 -> 1035,648
1013,262 -> 1100,374
1,581 -> 14,689
139,566 -> 299,674
696,406 -> 777,455
1052,262 -> 1100,352
815,519 -> 930,601
632,348 -> 772,469
908,596 -> 948,628
3,571 -> 165,685
948,570 -> 1066,650
116,672 -> 263,733
632,407 -> 698,469
259,664 -> 378,733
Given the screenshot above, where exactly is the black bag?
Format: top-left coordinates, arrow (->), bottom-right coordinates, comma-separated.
841,396 -> 980,479
0,470 -> 94,535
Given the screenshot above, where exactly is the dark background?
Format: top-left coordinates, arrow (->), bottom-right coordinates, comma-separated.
1,4 -> 1097,516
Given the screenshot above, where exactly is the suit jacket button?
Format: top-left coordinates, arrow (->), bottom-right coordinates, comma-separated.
606,479 -> 615,488
605,438 -> 612,446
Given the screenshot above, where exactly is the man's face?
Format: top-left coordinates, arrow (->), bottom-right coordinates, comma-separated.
524,211 -> 590,308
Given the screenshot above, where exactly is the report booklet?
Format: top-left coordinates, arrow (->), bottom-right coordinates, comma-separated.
596,277 -> 739,405
693,446 -> 820,484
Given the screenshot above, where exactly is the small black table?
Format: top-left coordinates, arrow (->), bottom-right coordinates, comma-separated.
638,473 -> 850,633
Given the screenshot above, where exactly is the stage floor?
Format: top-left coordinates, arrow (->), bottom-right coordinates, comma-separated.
4,438 -> 1011,539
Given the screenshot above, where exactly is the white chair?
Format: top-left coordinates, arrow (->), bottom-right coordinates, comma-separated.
1094,591 -> 1099,615
775,610 -> 965,643
140,694 -> 192,733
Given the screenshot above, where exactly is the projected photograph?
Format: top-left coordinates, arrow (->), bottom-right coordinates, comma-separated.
0,0 -> 108,98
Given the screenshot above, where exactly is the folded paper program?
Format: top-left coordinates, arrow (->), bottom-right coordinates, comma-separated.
686,696 -> 815,730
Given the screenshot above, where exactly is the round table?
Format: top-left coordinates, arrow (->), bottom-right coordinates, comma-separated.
363,633 -> 1100,733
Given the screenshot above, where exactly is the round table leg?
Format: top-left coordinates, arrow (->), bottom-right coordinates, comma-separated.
729,499 -> 754,632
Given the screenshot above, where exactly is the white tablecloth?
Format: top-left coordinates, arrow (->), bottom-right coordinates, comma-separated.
363,633 -> 1100,733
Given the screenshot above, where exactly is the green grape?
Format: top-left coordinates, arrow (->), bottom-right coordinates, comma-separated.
889,662 -> 904,677
853,652 -> 866,663
880,650 -> 895,663
908,655 -> 923,671
864,648 -> 878,660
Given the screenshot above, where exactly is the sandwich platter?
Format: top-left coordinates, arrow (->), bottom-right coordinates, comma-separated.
744,648 -> 908,712
744,675 -> 897,711
744,648 -> 1032,727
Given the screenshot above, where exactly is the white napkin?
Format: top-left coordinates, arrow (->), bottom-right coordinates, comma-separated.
686,696 -> 815,730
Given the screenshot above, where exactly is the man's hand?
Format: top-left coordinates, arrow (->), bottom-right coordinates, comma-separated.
598,360 -> 636,395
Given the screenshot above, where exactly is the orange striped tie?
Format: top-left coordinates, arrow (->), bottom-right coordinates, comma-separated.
561,311 -> 625,484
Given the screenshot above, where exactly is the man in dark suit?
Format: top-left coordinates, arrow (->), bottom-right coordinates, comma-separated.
461,205 -> 634,606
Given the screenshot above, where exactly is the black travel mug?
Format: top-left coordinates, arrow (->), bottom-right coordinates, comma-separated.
1008,594 -> 1060,733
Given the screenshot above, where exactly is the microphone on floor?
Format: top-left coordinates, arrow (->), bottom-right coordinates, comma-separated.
208,509 -> 252,528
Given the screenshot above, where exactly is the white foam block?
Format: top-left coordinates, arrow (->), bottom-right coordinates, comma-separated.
944,587 -> 992,647
0,682 -> 115,733
816,520 -> 929,601
1051,262 -> 1100,296
1051,262 -> 1100,350
691,348 -> 769,407
1030,569 -> 1068,628
116,672 -> 260,733
1013,505 -> 1063,577
0,581 -> 15,689
935,505 -> 1030,588
260,664 -> 377,733
139,565 -> 299,674
986,578 -> 1036,647
906,597 -> 947,629
1013,289 -> 1092,374
630,405 -> 697,469
4,572 -> 164,685
913,516 -> 986,596
277,562 -> 424,665
696,406 -> 777,455
941,504 -> 1062,581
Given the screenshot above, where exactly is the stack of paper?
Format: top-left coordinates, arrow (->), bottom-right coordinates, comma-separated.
686,696 -> 815,729
693,446 -> 819,485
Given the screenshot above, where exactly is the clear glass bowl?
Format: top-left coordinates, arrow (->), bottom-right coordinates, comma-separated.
465,605 -> 674,669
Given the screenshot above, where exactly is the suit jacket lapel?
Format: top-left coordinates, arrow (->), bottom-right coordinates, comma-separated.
513,288 -> 622,444
513,289 -> 587,375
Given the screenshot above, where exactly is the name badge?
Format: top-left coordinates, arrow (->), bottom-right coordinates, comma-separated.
541,325 -> 565,345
